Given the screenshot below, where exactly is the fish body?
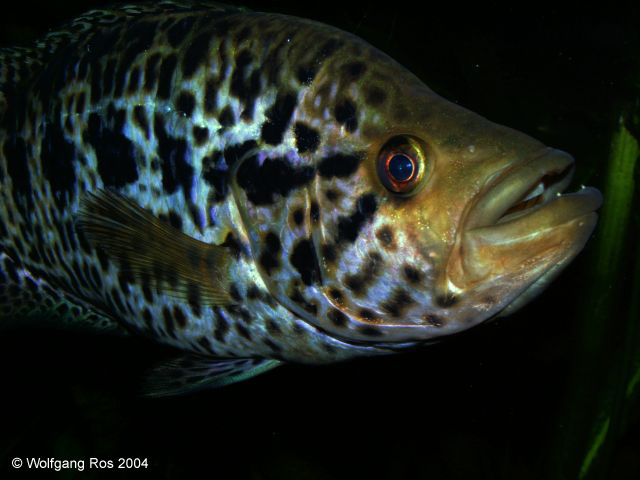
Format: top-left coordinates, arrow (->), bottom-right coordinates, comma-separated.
0,2 -> 602,394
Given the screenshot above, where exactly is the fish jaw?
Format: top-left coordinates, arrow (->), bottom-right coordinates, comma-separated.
445,148 -> 602,317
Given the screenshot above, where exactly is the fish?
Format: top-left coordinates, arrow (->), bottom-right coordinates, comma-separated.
0,1 -> 602,395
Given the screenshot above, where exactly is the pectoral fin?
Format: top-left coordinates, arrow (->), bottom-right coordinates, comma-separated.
142,355 -> 282,396
77,189 -> 234,305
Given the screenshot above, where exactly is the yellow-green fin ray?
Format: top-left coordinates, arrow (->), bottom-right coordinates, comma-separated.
77,189 -> 233,305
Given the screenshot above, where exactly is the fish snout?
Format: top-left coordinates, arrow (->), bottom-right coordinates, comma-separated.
447,147 -> 602,293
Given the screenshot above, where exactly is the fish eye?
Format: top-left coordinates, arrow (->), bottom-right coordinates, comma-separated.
377,136 -> 426,194
387,153 -> 415,182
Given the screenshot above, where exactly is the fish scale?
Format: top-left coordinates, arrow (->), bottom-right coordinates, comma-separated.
0,2 -> 601,394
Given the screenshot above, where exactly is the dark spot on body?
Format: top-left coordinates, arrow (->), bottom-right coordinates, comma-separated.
341,61 -> 366,81
202,153 -> 228,202
291,238 -> 322,286
86,111 -> 138,189
292,207 -> 304,226
223,139 -> 258,167
294,122 -> 320,153
235,323 -> 252,340
192,126 -> 208,145
345,274 -> 364,295
41,120 -> 78,207
204,78 -> 218,114
144,53 -> 162,92
4,136 -> 33,213
236,155 -> 315,205
321,243 -> 337,264
167,211 -> 183,231
187,282 -> 201,317
325,189 -> 340,202
296,65 -> 316,85
259,231 -> 281,275
403,265 -> 422,284
157,54 -> 178,99
436,294 -> 458,308
296,38 -> 344,85
310,202 -> 320,223
75,92 -> 86,115
329,288 -> 344,305
484,295 -> 497,306
318,153 -> 362,178
230,50 -> 261,120
96,246 -> 110,270
90,265 -> 103,290
260,92 -> 297,146
141,270 -> 153,302
111,287 -> 126,315
328,308 -> 348,327
229,283 -> 242,303
176,91 -> 196,117
264,338 -> 281,353
235,25 -> 252,44
344,252 -> 382,296
218,106 -> 234,127
214,308 -> 229,342
376,226 -> 394,249
289,288 -> 318,314
142,308 -> 153,329
337,193 -> 378,243
154,114 -> 193,196
173,305 -> 187,329
423,313 -> 444,327
247,283 -> 260,300
182,31 -> 213,78
220,232 -> 244,258
3,257 -> 19,283
358,325 -> 383,337
127,66 -> 141,93
365,86 -> 387,106
266,318 -> 281,335
162,306 -> 175,337
167,16 -> 196,47
318,38 -> 343,58
334,99 -> 357,132
133,105 -> 150,138
117,21 -> 157,94
381,289 -> 414,318
189,205 -> 205,233
103,59 -> 117,98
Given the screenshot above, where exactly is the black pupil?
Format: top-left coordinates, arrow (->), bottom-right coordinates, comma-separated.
389,154 -> 414,182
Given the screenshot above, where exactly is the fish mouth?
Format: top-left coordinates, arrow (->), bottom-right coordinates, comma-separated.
449,148 -> 602,292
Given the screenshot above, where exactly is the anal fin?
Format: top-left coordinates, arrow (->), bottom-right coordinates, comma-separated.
142,355 -> 282,397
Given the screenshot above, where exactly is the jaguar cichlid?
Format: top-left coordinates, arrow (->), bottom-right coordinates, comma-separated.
0,1 -> 602,395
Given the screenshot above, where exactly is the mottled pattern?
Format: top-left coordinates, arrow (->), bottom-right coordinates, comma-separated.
0,2 -> 398,368
0,2 -> 600,391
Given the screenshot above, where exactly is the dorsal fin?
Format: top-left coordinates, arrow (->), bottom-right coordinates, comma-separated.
1,2 -> 247,120
35,1 -> 247,56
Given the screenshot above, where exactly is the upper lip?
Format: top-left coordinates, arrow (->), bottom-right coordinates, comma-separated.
465,148 -> 601,231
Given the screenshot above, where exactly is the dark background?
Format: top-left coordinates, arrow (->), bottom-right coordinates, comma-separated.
1,1 -> 638,479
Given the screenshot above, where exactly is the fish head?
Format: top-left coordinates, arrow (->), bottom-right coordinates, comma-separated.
228,18 -> 601,345
291,36 -> 602,343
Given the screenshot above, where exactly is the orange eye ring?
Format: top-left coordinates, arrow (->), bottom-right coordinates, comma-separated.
384,152 -> 417,187
377,136 -> 427,194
